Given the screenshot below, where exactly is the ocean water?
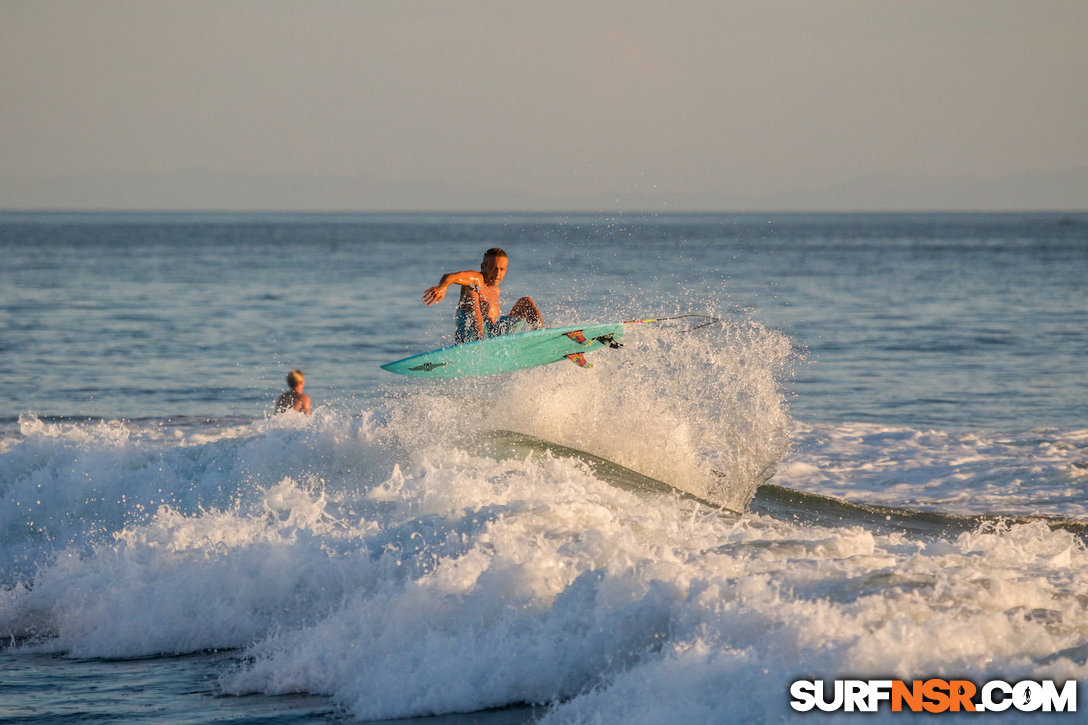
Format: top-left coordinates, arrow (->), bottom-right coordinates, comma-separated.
1,212 -> 1086,723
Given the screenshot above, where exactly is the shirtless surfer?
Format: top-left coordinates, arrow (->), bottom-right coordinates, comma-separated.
276,369 -> 312,415
422,248 -> 543,343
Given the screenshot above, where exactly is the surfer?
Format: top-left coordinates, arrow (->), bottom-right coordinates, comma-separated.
422,247 -> 543,343
276,369 -> 312,415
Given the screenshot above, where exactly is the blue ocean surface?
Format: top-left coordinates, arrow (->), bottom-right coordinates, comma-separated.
1,212 -> 1086,722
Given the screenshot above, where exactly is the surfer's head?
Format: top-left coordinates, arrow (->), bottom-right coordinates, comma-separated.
286,369 -> 305,391
481,248 -> 508,285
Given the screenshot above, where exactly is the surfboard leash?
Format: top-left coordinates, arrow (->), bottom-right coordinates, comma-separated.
623,314 -> 723,333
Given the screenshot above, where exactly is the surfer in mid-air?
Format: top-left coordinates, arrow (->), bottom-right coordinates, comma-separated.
423,247 -> 543,343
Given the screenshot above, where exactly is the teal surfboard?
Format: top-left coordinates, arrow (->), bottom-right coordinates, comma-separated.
381,322 -> 625,378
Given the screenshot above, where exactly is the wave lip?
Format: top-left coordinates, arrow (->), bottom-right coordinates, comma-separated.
386,316 -> 797,513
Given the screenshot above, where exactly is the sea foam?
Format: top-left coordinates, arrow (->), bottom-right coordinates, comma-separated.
3,321 -> 1086,722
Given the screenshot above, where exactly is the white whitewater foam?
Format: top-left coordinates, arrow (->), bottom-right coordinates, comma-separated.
3,343 -> 1086,722
784,422 -> 1088,517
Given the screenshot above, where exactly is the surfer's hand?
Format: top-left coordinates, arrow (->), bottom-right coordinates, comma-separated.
422,285 -> 446,305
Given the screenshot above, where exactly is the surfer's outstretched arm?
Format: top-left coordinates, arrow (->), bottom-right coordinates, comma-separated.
422,270 -> 484,305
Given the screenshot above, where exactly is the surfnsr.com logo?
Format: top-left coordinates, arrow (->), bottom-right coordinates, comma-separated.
790,679 -> 1077,714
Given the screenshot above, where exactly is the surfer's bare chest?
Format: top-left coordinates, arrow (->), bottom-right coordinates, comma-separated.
459,283 -> 502,321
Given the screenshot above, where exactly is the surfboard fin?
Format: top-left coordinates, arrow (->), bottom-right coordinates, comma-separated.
566,352 -> 593,368
594,334 -> 623,349
565,330 -> 590,345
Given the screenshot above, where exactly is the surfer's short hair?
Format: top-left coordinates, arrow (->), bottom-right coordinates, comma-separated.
483,247 -> 508,260
286,369 -> 305,389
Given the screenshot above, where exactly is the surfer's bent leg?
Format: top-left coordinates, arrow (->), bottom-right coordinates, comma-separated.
491,315 -> 528,336
508,297 -> 543,329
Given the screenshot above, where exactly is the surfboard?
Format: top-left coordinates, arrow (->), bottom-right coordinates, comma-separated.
381,322 -> 625,378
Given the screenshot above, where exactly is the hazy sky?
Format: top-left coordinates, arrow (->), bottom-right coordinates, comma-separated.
2,0 -> 1086,211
